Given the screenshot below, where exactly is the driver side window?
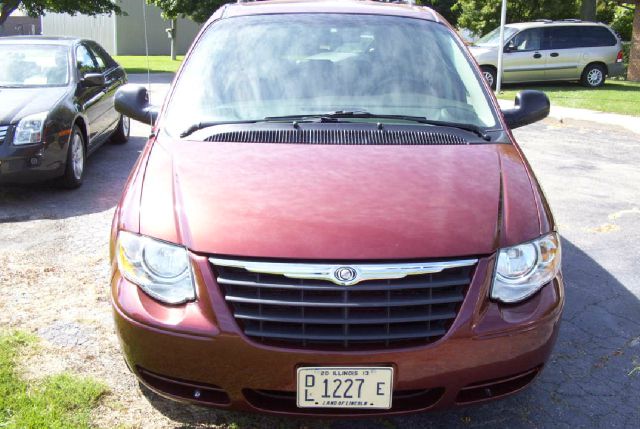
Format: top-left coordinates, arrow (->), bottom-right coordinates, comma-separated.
509,29 -> 544,52
76,45 -> 98,77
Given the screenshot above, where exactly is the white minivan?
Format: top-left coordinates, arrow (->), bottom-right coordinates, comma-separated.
470,20 -> 625,88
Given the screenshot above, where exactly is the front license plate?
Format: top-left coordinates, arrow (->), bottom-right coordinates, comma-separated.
297,367 -> 394,409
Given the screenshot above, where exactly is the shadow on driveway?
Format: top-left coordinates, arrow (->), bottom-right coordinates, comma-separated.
0,135 -> 146,222
136,239 -> 640,428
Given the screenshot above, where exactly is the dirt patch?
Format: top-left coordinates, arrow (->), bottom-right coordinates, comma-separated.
0,209 -> 317,428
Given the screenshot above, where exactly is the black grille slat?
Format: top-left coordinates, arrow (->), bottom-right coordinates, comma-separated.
225,294 -> 464,308
233,309 -> 457,325
244,327 -> 447,342
213,261 -> 474,350
0,125 -> 9,145
217,275 -> 469,291
205,129 -> 468,145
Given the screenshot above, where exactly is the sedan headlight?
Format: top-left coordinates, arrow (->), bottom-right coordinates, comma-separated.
116,231 -> 196,304
14,111 -> 48,145
491,233 -> 561,303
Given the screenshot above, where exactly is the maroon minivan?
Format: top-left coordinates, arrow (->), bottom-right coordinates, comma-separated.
111,0 -> 563,416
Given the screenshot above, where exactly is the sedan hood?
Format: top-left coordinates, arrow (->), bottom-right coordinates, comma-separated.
0,86 -> 68,124
138,138 -> 542,260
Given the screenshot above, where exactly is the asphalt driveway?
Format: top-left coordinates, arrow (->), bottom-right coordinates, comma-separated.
0,79 -> 638,428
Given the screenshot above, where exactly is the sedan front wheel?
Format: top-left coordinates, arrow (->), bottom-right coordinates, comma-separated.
61,126 -> 85,189
110,115 -> 130,144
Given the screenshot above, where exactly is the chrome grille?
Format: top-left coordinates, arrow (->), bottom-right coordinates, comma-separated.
0,125 -> 8,145
204,129 -> 469,145
211,258 -> 477,350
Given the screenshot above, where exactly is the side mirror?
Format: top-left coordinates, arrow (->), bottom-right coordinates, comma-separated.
114,84 -> 159,126
81,73 -> 106,87
502,90 -> 550,129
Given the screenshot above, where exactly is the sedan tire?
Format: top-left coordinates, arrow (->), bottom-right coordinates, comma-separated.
110,115 -> 130,144
61,126 -> 85,189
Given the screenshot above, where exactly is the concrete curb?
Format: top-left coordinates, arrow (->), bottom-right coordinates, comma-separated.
498,98 -> 640,135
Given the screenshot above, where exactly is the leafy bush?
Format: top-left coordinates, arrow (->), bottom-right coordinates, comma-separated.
610,5 -> 635,41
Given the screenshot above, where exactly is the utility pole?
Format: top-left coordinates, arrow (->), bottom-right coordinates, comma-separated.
496,0 -> 507,93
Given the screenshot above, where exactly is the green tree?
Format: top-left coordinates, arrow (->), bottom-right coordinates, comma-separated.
599,0 -> 635,40
580,0 -> 597,20
147,0 -> 229,23
0,0 -> 120,26
453,0 -> 579,36
627,0 -> 639,80
420,0 -> 461,26
587,0 -> 638,80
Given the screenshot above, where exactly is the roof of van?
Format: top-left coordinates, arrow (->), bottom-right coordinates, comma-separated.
505,20 -> 611,30
217,0 -> 440,23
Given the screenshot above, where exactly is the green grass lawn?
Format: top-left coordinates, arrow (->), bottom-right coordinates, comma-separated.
114,56 -> 184,74
496,80 -> 640,116
0,331 -> 107,429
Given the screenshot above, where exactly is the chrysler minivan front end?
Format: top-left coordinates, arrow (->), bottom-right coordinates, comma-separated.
110,0 -> 563,416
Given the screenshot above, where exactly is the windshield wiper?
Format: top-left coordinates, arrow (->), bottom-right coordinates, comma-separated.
180,120 -> 260,138
265,111 -> 492,141
180,115 -> 344,138
181,112 -> 492,141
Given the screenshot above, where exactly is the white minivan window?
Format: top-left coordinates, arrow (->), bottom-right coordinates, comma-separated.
164,14 -> 498,137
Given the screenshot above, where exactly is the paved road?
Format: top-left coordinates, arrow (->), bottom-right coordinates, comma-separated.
0,80 -> 638,428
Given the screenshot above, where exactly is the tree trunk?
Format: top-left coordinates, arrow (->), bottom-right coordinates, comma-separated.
0,1 -> 20,27
580,0 -> 597,21
629,1 -> 640,82
170,19 -> 177,61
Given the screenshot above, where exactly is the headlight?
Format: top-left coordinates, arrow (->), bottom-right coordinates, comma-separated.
116,231 -> 196,304
491,233 -> 561,303
14,111 -> 48,145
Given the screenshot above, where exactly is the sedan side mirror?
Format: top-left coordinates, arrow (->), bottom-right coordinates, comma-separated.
502,90 -> 550,129
114,84 -> 159,126
81,73 -> 106,87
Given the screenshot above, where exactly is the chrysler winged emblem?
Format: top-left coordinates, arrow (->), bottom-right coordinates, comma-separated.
334,267 -> 358,285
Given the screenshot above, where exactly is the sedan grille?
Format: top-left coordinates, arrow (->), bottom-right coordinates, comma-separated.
210,258 -> 477,350
0,125 -> 8,145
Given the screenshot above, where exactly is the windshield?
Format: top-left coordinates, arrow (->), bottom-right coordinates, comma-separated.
164,14 -> 498,137
475,26 -> 519,47
0,44 -> 70,87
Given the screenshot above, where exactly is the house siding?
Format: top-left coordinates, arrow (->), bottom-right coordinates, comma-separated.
0,16 -> 42,36
41,0 -> 202,56
41,13 -> 116,53
115,1 -> 202,56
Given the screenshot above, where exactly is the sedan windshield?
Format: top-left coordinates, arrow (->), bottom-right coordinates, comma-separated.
164,14 -> 498,137
0,44 -> 70,87
475,26 -> 519,47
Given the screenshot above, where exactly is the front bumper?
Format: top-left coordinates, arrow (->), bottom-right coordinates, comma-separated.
112,254 -> 564,416
0,125 -> 68,184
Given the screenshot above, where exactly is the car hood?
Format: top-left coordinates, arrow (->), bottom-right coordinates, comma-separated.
136,138 -> 542,260
469,45 -> 497,59
0,86 -> 68,124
